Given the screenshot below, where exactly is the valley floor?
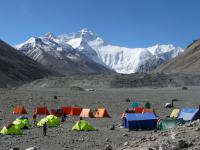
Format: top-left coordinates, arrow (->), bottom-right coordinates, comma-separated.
0,87 -> 200,150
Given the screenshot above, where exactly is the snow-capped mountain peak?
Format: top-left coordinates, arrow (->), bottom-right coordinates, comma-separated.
16,28 -> 184,74
44,32 -> 56,39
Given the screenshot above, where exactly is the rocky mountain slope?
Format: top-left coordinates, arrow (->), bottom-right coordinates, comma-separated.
0,40 -> 53,87
16,29 -> 184,74
16,33 -> 113,75
154,39 -> 200,74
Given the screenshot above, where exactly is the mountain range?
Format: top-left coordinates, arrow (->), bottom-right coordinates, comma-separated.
16,29 -> 184,74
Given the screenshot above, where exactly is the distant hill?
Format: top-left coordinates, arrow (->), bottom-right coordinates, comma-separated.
0,40 -> 53,87
154,39 -> 200,74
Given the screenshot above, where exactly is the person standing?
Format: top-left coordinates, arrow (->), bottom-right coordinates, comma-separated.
33,114 -> 37,127
61,113 -> 67,123
43,122 -> 47,136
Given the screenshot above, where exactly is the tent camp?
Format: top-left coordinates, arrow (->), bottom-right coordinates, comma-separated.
60,106 -> 71,115
80,109 -> 94,118
95,108 -> 110,118
13,105 -> 27,114
13,116 -> 30,129
122,113 -> 158,130
37,115 -> 60,127
179,108 -> 200,121
158,118 -> 185,131
70,107 -> 82,116
50,109 -> 65,117
34,106 -> 50,115
170,109 -> 180,118
0,124 -> 22,135
72,120 -> 95,131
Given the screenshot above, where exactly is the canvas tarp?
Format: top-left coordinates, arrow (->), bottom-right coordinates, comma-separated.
37,115 -> 60,127
13,117 -> 29,129
13,105 -> 27,114
170,109 -> 180,118
80,109 -> 94,118
122,113 -> 158,130
0,124 -> 22,135
72,120 -> 95,131
158,118 -> 185,131
95,108 -> 110,118
179,108 -> 200,121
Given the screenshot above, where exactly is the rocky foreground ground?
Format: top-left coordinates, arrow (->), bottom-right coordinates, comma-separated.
0,86 -> 200,150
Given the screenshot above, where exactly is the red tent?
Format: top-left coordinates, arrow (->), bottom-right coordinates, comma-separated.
34,106 -> 50,115
70,107 -> 82,116
60,106 -> 71,115
13,105 -> 27,114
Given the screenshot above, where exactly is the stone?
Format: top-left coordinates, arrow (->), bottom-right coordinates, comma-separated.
178,140 -> 188,148
122,133 -> 128,137
9,148 -> 20,150
123,141 -> 129,147
105,145 -> 112,150
146,143 -> 159,150
105,138 -> 109,142
195,126 -> 200,131
171,145 -> 181,150
25,147 -> 39,150
159,143 -> 168,150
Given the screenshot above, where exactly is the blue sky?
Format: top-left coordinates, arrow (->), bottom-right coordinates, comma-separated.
0,0 -> 200,48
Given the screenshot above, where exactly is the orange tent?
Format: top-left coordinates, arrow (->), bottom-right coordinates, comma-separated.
34,106 -> 50,115
80,109 -> 94,118
134,107 -> 144,113
70,107 -> 82,116
142,108 -> 155,114
13,105 -> 27,114
95,108 -> 110,118
60,106 -> 71,115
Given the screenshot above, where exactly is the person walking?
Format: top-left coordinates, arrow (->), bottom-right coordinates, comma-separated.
43,122 -> 47,136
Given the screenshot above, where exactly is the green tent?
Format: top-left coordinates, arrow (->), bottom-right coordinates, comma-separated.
0,124 -> 22,135
158,118 -> 185,131
72,120 -> 96,131
37,115 -> 60,127
145,102 -> 151,109
13,118 -> 30,129
131,101 -> 139,108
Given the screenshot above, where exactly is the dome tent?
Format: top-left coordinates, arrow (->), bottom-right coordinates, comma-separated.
13,116 -> 30,129
37,115 -> 60,127
72,120 -> 96,131
0,124 -> 22,135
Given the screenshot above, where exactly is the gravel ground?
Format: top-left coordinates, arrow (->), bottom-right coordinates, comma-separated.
0,86 -> 199,150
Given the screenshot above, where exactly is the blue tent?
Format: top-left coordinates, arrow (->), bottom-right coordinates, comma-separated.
122,113 -> 158,130
178,108 -> 200,121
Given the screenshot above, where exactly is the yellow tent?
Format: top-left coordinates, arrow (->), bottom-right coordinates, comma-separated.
170,109 -> 180,118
